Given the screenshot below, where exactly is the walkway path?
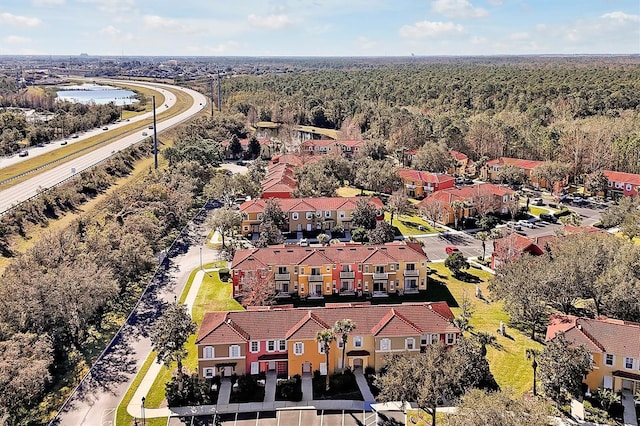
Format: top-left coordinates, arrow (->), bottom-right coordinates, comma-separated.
126,267 -> 220,419
264,371 -> 277,403
217,378 -> 232,406
354,368 -> 376,403
621,390 -> 638,426
301,372 -> 313,402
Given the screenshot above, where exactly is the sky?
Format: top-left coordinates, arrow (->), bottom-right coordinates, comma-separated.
0,0 -> 638,56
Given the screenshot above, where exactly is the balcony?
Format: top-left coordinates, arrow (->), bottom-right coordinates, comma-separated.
308,275 -> 324,282
275,291 -> 292,299
340,271 -> 355,279
275,273 -> 290,281
404,269 -> 419,276
403,287 -> 420,294
372,272 -> 388,280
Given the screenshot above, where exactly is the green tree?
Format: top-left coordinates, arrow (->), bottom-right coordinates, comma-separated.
620,209 -> 640,241
262,198 -> 286,228
585,170 -> 609,197
164,137 -> 224,168
600,196 -> 639,228
315,328 -> 336,391
475,231 -> 489,260
238,271 -> 276,307
358,139 -> 387,160
474,332 -> 497,357
531,161 -> 571,193
228,134 -> 242,159
352,198 -> 379,230
412,141 -> 451,173
497,163 -> 525,185
445,252 -> 469,277
539,332 -> 592,404
450,200 -> 465,229
333,319 -> 357,373
150,303 -> 197,391
247,136 -> 261,159
317,233 -> 330,246
368,220 -> 396,244
255,220 -> 283,247
208,206 -> 241,248
387,190 -> 410,226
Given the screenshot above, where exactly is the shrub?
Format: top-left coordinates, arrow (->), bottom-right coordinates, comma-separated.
276,375 -> 302,401
165,374 -> 219,407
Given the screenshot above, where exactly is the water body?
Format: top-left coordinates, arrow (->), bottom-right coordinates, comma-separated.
56,83 -> 139,106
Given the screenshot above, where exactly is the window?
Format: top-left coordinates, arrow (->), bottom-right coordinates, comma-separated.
203,368 -> 214,378
278,266 -> 287,274
625,357 -> 634,369
337,339 -> 344,348
292,212 -> 299,220
376,265 -> 385,274
267,340 -> 275,352
446,333 -> 456,345
294,342 -> 304,355
325,210 -> 331,218
605,354 -> 614,366
279,340 -> 286,351
306,212 -> 313,219
354,336 -> 363,348
318,342 -> 325,354
406,338 -> 415,350
203,346 -> 214,359
431,334 -> 440,344
250,341 -> 259,353
229,345 -> 241,358
339,211 -> 346,218
406,263 -> 416,271
380,338 -> 391,351
390,264 -> 395,271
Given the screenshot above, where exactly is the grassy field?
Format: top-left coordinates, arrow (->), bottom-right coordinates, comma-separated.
428,262 -> 542,396
386,212 -> 441,235
0,83 -> 191,186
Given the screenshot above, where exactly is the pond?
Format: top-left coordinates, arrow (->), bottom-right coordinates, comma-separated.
56,83 -> 138,106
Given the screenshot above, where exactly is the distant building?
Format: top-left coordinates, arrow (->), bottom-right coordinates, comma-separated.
397,169 -> 455,198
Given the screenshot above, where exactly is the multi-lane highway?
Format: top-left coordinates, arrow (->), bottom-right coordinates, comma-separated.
0,80 -> 208,215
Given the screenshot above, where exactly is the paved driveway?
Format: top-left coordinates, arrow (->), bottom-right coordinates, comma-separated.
169,409 -> 375,426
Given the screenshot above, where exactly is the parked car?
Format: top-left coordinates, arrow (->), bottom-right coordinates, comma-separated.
71,134 -> 79,138
532,198 -> 544,206
445,246 -> 461,255
539,213 -> 558,223
60,140 -> 68,145
102,126 -> 108,131
298,238 -> 309,247
518,219 -> 535,229
506,221 -> 522,231
18,150 -> 29,157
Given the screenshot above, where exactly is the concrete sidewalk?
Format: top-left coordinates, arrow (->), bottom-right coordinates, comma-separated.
301,372 -> 313,402
621,390 -> 638,426
354,368 -> 375,403
264,371 -> 277,403
217,378 -> 232,406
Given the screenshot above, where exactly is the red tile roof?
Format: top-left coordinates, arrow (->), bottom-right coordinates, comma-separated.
197,302 -> 459,345
239,197 -> 384,214
232,242 -> 429,271
546,314 -> 640,358
450,150 -> 468,161
417,183 -> 515,208
486,157 -> 544,171
398,169 -> 456,184
602,170 -> 640,186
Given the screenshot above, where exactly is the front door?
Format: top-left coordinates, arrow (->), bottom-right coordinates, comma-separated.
268,361 -> 276,371
224,366 -> 233,377
251,362 -> 259,375
306,223 -> 312,231
353,358 -> 363,369
297,224 -> 302,231
603,376 -> 613,389
302,362 -> 311,373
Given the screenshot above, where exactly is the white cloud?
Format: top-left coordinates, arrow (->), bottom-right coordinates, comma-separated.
601,11 -> 639,23
509,32 -> 529,40
247,13 -> 295,29
400,21 -> 465,38
486,0 -> 503,5
431,0 -> 488,19
0,12 -> 42,27
79,0 -> 136,15
4,35 -> 31,44
32,0 -> 66,5
356,36 -> 376,50
142,15 -> 195,33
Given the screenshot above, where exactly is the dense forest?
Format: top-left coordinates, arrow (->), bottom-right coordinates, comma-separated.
201,61 -> 640,176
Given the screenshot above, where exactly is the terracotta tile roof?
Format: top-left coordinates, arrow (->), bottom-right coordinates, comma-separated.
398,169 -> 455,184
546,314 -> 640,358
197,302 -> 459,345
417,183 -> 515,209
450,150 -> 468,161
602,170 -> 640,186
239,197 -> 384,214
337,140 -> 365,148
302,139 -> 336,148
486,157 -> 544,171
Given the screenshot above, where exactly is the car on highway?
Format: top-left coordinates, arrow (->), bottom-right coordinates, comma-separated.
142,132 -> 148,136
71,134 -> 79,138
445,246 -> 461,255
18,150 -> 29,157
60,140 -> 68,145
148,125 -> 153,129
102,127 -> 108,131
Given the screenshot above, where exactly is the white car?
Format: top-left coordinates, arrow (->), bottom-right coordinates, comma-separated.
518,219 -> 535,229
298,238 -> 309,247
506,221 -> 522,231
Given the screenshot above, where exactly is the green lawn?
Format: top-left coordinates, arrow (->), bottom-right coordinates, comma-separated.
428,263 -> 542,396
115,261 -> 241,424
385,212 -> 441,235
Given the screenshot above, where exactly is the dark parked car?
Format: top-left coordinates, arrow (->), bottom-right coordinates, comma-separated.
539,213 -> 558,223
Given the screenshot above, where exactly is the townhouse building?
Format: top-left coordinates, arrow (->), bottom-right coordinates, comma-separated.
238,197 -> 384,235
231,242 -> 430,299
481,157 -> 559,190
417,183 -> 516,226
601,170 -> 640,198
398,169 -> 455,198
196,301 -> 460,379
547,314 -> 640,394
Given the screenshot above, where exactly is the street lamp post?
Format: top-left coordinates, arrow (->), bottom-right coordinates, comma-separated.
141,396 -> 146,426
199,247 -> 203,271
152,96 -> 158,169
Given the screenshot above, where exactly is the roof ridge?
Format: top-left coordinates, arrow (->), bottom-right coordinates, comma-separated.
575,319 -> 606,352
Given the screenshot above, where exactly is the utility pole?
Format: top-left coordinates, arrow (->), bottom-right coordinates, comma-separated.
210,79 -> 215,116
152,96 -> 158,169
217,69 -> 222,112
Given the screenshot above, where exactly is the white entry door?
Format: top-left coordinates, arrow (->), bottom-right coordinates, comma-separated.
251,362 -> 259,375
320,362 -> 327,375
603,376 -> 613,389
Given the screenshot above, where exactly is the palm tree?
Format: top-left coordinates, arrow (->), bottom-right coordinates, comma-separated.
333,319 -> 357,372
475,231 -> 489,261
526,348 -> 541,396
316,328 -> 336,391
474,331 -> 497,357
451,200 -> 465,229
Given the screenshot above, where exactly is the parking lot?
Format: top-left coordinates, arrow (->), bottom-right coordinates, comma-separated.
169,409 -> 382,426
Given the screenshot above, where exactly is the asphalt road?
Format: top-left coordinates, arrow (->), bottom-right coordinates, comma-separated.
53,206 -> 220,426
0,80 -> 208,215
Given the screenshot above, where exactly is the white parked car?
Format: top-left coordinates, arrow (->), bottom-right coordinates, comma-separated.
518,219 -> 535,229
